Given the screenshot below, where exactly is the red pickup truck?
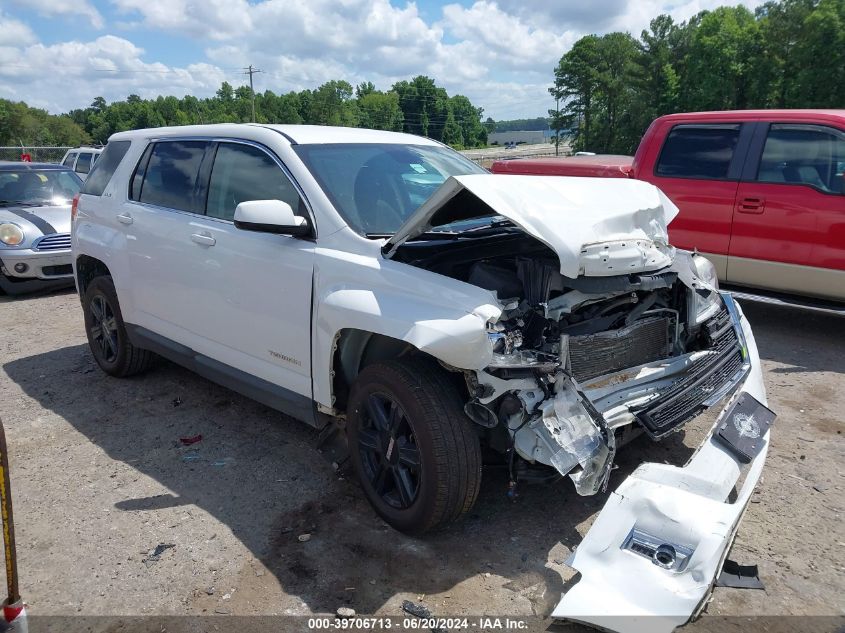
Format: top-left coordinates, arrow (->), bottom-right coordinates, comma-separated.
492,110 -> 845,304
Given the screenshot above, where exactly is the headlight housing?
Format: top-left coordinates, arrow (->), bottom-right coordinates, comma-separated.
0,223 -> 24,246
690,254 -> 721,324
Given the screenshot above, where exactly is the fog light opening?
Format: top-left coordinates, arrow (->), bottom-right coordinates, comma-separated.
653,544 -> 677,569
13,263 -> 28,274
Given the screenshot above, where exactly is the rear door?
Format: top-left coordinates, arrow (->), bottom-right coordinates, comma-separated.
728,122 -> 845,300
649,123 -> 752,279
122,139 -> 212,341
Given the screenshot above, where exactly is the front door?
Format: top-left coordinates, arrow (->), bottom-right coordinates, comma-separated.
728,123 -> 845,300
648,123 -> 749,279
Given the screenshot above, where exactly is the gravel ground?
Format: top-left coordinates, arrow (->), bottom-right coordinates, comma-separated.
0,288 -> 842,630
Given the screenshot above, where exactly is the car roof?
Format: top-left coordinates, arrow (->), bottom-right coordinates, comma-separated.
0,162 -> 75,171
108,123 -> 442,146
655,109 -> 845,125
65,147 -> 103,152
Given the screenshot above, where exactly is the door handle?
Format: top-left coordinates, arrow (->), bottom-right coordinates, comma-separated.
190,232 -> 216,246
116,212 -> 133,225
737,197 -> 765,214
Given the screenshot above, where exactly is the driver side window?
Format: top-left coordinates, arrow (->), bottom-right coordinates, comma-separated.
757,124 -> 845,193
206,143 -> 302,221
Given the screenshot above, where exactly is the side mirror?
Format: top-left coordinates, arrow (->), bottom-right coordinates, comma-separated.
233,200 -> 310,236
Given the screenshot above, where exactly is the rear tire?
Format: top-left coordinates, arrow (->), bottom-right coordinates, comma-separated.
347,358 -> 482,534
82,276 -> 153,377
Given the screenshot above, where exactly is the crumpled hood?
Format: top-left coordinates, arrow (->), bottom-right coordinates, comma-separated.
384,174 -> 679,279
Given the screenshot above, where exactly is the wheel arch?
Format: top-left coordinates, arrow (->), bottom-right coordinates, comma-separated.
75,254 -> 112,297
329,329 -> 471,413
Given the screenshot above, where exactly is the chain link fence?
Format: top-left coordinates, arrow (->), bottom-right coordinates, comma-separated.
0,147 -> 73,163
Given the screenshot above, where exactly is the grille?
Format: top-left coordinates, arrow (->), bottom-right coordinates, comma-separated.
569,316 -> 673,382
633,309 -> 746,438
33,233 -> 71,251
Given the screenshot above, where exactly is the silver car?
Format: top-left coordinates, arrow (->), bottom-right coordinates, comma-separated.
0,162 -> 81,295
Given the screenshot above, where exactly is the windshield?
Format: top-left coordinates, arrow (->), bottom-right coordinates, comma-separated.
0,169 -> 82,206
293,143 -> 486,236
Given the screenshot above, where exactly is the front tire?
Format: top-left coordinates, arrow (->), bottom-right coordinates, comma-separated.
82,276 -> 153,377
347,359 -> 482,534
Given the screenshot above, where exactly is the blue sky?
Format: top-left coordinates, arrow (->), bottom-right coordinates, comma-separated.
0,0 -> 765,120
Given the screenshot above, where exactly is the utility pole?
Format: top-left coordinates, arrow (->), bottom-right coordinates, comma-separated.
243,65 -> 262,123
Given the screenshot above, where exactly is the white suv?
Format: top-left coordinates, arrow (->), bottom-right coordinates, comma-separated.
60,146 -> 103,181
72,124 -> 773,627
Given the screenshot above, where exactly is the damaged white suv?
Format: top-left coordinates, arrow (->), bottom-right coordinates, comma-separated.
73,125 -> 773,629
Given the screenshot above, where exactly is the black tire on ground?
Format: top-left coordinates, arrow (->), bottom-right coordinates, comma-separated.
347,358 -> 482,534
82,275 -> 154,377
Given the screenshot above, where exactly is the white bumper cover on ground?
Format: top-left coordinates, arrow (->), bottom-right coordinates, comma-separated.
552,303 -> 769,633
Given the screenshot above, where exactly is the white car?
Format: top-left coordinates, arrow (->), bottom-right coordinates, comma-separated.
60,146 -> 103,181
72,124 -> 773,631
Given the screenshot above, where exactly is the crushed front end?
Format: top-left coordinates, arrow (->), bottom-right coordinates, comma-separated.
463,250 -> 754,492
460,250 -> 771,631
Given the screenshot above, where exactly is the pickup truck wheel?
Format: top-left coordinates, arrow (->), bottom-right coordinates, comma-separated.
347,359 -> 482,534
82,276 -> 153,377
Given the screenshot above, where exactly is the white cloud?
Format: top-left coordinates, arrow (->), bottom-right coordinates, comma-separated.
9,0 -> 104,29
111,0 -> 252,40
0,0 -> 771,119
0,35 -> 227,114
440,2 -> 577,71
0,11 -> 37,47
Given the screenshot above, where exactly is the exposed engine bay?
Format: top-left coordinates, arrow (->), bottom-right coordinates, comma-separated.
396,232 -> 750,496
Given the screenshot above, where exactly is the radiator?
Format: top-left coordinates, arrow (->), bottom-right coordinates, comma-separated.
569,316 -> 674,382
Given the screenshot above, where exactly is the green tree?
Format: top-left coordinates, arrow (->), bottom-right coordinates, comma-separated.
791,0 -> 845,106
357,91 -> 403,131
392,76 -> 449,140
680,6 -> 762,110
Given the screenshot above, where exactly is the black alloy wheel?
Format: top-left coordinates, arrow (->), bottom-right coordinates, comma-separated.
347,359 -> 482,534
88,294 -> 119,364
357,392 -> 421,509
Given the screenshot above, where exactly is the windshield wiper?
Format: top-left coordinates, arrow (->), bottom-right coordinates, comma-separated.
366,231 -> 459,241
455,218 -> 515,233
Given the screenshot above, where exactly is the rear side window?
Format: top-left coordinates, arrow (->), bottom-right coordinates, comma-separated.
656,124 -> 740,179
62,153 -> 77,167
757,124 -> 845,194
82,141 -> 131,196
75,152 -> 92,174
136,141 -> 208,212
206,143 -> 302,221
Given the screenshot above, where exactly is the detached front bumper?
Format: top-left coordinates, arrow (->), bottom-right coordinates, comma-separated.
552,298 -> 771,633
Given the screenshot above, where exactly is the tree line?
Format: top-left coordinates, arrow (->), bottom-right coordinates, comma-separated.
1,75 -> 488,150
550,0 -> 845,154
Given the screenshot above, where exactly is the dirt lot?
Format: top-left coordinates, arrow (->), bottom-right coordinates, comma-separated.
0,288 -> 842,629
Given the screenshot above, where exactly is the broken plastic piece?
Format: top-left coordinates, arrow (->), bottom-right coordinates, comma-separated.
516,377 -> 614,495
179,434 -> 202,445
715,560 -> 765,590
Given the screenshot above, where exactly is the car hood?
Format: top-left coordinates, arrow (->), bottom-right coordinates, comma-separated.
383,174 -> 679,279
0,204 -> 72,241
